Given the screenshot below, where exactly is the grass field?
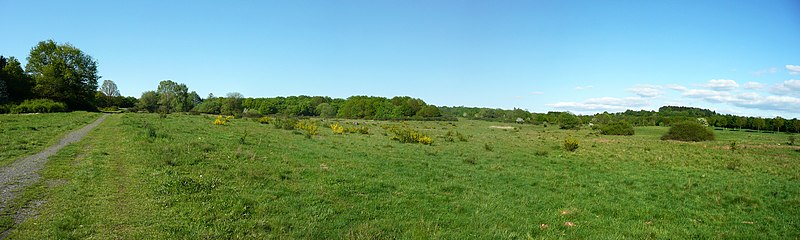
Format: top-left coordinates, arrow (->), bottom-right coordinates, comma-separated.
5,113 -> 800,238
0,112 -> 103,167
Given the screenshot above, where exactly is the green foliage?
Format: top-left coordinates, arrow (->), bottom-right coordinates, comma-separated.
789,136 -> 796,146
599,121 -> 634,136
559,113 -> 582,130
1,56 -> 35,102
661,121 -> 715,142
137,91 -> 159,113
25,40 -> 99,110
10,99 -> 68,113
271,118 -> 298,130
389,126 -> 433,145
563,138 -> 579,152
729,141 -> 737,151
483,143 -> 493,152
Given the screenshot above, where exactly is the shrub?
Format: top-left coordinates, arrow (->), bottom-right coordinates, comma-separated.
272,118 -> 298,130
11,99 -> 68,113
389,126 -> 433,145
564,138 -> 579,152
346,126 -> 369,135
444,130 -> 468,142
213,115 -> 233,125
330,123 -> 344,134
257,116 -> 272,124
295,120 -> 319,136
599,121 -> 634,136
661,121 -> 715,142
789,136 -> 796,146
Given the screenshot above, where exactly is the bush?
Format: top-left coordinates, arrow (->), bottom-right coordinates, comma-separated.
661,121 -> 715,142
599,121 -> 634,136
789,136 -> 796,146
444,130 -> 468,142
257,116 -> 272,124
272,118 -> 298,130
564,138 -> 579,152
389,126 -> 433,145
330,123 -> 344,134
213,115 -> 234,125
295,120 -> 319,136
10,99 -> 68,113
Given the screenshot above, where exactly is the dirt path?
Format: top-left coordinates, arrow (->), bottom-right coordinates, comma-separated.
0,114 -> 109,238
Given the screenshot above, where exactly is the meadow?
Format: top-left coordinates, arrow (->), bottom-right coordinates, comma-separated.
0,112 -> 102,167
4,113 -> 800,239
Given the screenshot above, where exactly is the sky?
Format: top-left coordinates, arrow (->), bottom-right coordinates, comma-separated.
1,0 -> 799,118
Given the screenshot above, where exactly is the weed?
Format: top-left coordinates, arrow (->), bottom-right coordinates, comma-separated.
444,130 -> 468,142
534,150 -> 549,156
463,157 -> 477,165
484,143 -> 494,152
239,131 -> 248,144
729,141 -> 737,151
789,136 -> 796,146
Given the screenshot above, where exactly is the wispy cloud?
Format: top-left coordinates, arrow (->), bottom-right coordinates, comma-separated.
743,82 -> 765,90
628,85 -> 662,98
753,67 -> 777,76
704,79 -> 739,91
665,84 -> 687,92
529,91 -> 545,95
575,85 -> 593,90
787,65 -> 800,75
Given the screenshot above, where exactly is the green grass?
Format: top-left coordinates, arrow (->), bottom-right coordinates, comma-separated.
8,114 -> 800,238
0,112 -> 103,166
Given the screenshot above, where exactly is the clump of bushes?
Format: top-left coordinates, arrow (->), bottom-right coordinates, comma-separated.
213,115 -> 234,125
598,121 -> 634,136
257,116 -> 272,124
389,126 -> 433,145
564,138 -> 579,152
788,136 -> 796,146
272,118 -> 298,130
661,121 -> 715,142
10,99 -> 68,113
295,119 -> 319,136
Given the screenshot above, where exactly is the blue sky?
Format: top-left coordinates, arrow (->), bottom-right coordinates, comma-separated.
1,0 -> 799,118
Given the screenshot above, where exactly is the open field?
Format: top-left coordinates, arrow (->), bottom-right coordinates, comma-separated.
4,113 -> 800,238
0,112 -> 103,167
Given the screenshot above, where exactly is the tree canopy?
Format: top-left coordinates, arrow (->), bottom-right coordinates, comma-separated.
25,40 -> 100,110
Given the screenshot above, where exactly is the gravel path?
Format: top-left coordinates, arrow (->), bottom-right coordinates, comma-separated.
0,114 -> 108,238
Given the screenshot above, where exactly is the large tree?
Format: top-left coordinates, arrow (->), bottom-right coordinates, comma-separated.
155,80 -> 190,113
0,56 -> 8,103
1,56 -> 34,102
26,40 -> 100,110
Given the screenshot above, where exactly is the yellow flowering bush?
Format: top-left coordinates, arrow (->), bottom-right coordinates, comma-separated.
390,126 -> 433,145
295,120 -> 319,136
214,115 -> 234,125
564,137 -> 579,152
330,123 -> 344,134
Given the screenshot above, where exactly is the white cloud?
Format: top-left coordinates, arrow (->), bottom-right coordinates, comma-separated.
628,85 -> 661,98
785,79 -> 800,90
705,79 -> 739,90
786,65 -> 800,75
665,84 -> 687,92
769,79 -> 800,96
529,91 -> 544,95
547,97 -> 649,112
733,94 -> 800,113
575,85 -> 593,90
743,82 -> 765,89
753,67 -> 777,76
